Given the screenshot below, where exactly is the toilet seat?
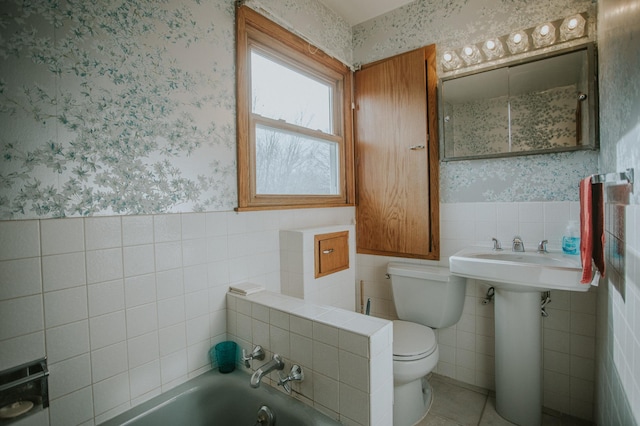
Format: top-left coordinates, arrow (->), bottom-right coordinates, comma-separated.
393,320 -> 437,361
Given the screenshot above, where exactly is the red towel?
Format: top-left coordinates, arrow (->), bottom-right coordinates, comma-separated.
580,177 -> 605,284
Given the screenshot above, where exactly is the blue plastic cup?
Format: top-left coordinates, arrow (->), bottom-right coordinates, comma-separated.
213,341 -> 237,373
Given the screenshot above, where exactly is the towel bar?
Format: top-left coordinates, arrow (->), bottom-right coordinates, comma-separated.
591,168 -> 634,185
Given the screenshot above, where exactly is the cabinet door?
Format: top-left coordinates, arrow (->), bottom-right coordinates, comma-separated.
354,46 -> 439,259
314,231 -> 349,278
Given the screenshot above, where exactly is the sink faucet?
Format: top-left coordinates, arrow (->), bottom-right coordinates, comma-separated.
537,240 -> 548,253
512,236 -> 525,252
250,354 -> 284,388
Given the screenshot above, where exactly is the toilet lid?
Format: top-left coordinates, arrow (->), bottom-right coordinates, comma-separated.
393,320 -> 437,361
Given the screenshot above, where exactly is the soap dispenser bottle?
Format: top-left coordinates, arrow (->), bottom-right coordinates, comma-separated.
562,221 -> 580,255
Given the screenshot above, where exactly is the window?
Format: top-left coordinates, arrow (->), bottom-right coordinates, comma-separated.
235,6 -> 354,210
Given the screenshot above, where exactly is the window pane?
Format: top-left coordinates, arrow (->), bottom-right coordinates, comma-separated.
255,124 -> 339,195
251,50 -> 333,134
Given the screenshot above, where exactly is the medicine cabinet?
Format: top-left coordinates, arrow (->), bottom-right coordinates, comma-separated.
440,43 -> 598,161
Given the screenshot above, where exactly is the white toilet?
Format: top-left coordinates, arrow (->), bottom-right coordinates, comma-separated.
387,262 -> 467,426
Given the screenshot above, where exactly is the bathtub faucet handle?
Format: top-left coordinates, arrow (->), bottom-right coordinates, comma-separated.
277,364 -> 304,394
242,345 -> 265,368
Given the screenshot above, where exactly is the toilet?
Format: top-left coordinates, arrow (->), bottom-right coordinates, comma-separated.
387,262 -> 467,426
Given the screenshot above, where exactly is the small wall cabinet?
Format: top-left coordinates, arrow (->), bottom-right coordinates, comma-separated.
279,225 -> 355,311
315,231 -> 349,278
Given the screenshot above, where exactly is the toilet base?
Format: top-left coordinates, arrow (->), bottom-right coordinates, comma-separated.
393,376 -> 432,426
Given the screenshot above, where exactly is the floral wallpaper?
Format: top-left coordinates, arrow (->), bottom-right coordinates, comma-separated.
244,0 -> 352,66
0,0 -> 351,219
510,86 -> 578,151
447,85 -> 579,157
353,0 -> 600,203
445,96 -> 509,157
0,0 -> 238,218
440,150 -> 598,202
352,0 -> 596,65
598,0 -> 640,206
0,0 -> 612,218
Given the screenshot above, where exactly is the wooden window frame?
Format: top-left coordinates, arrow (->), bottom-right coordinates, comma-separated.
235,6 -> 354,211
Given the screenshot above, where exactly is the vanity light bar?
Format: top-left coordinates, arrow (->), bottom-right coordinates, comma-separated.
441,13 -> 588,71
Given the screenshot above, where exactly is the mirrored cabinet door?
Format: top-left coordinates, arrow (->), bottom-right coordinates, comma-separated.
440,44 -> 598,161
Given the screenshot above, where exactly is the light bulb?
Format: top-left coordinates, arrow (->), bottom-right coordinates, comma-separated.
482,39 -> 504,60
441,51 -> 462,70
507,31 -> 529,53
533,23 -> 556,47
463,46 -> 473,56
560,15 -> 585,41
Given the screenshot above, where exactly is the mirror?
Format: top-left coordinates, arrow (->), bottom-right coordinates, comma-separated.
440,44 -> 598,161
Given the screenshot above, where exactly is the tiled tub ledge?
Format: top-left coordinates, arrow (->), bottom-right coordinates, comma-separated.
226,290 -> 394,426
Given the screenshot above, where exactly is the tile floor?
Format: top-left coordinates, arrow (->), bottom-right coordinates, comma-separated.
417,374 -> 594,426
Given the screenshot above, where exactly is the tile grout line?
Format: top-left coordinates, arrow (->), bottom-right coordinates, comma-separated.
476,393 -> 490,426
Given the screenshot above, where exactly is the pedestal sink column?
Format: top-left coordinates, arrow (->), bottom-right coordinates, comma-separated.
494,289 -> 542,426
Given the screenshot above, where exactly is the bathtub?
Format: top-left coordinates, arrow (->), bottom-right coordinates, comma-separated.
99,368 -> 342,426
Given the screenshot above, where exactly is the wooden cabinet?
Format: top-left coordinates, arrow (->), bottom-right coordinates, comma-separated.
314,231 -> 349,278
354,46 -> 440,260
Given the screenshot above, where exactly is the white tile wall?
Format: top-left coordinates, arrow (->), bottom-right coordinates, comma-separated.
3,200 -> 624,425
0,207 -> 354,425
226,290 -> 393,426
356,201 -> 597,421
595,203 -> 640,425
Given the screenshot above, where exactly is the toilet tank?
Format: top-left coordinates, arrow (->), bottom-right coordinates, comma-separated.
387,262 -> 466,329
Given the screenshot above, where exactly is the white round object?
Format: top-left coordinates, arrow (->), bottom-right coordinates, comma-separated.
393,320 -> 437,361
0,401 -> 34,419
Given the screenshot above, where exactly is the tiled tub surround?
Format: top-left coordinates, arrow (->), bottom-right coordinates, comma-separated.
357,201 -> 597,422
0,207 -> 355,425
226,290 -> 393,426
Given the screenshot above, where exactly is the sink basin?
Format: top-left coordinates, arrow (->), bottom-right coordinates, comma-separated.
449,246 -> 588,292
450,246 -> 590,426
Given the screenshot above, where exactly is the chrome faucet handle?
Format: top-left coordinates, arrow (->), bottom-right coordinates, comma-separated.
242,345 -> 265,368
512,236 -> 525,252
537,240 -> 549,253
277,364 -> 304,394
492,237 -> 503,251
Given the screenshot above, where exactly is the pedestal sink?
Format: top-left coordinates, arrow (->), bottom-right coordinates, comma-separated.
449,246 -> 589,426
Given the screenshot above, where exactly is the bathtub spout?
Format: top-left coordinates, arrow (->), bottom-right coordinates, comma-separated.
250,354 -> 284,388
